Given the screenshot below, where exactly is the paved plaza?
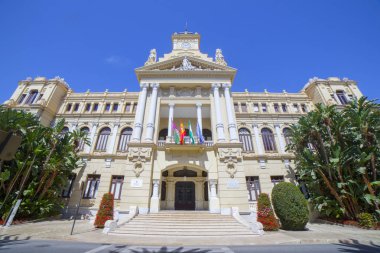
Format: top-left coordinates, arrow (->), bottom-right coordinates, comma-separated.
1,219 -> 379,246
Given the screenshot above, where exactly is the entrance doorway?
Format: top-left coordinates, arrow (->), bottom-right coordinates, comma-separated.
175,182 -> 195,210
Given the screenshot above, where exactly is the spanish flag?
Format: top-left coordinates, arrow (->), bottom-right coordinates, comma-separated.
180,122 -> 186,145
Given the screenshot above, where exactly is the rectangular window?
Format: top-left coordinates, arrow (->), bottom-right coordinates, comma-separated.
293,103 -> 299,113
73,103 -> 80,112
18,94 -> 27,104
271,175 -> 284,186
113,103 -> 119,112
234,103 -> 239,112
62,174 -> 76,198
93,103 -> 98,112
110,176 -> 124,200
85,103 -> 91,112
274,103 -> 280,112
281,103 -> 288,112
161,181 -> 167,201
253,103 -> 259,112
66,103 -> 72,112
105,103 -> 111,112
301,104 -> 308,113
83,175 -> 101,199
336,91 -> 348,105
261,103 -> 267,112
246,176 -> 261,201
125,103 -> 131,112
132,103 -> 137,113
241,103 -> 247,112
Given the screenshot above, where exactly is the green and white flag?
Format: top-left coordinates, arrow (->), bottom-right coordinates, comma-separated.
188,120 -> 195,144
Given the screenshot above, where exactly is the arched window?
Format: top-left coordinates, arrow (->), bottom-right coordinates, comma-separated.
118,127 -> 133,151
202,129 -> 212,141
158,128 -> 168,140
261,128 -> 276,152
283,128 -> 292,146
61,126 -> 69,134
239,128 -> 254,152
95,127 -> 111,151
78,127 -> 90,151
25,90 -> 39,105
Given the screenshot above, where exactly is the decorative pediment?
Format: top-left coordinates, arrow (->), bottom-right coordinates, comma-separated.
135,56 -> 236,73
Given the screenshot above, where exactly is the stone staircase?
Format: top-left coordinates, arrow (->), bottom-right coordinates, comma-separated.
109,211 -> 255,237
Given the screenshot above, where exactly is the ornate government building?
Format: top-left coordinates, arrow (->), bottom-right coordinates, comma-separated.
5,31 -> 363,218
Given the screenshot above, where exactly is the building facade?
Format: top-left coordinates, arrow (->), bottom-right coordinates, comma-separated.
4,31 -> 364,217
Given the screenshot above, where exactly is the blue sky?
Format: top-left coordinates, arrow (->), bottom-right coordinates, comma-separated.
1,0 -> 380,103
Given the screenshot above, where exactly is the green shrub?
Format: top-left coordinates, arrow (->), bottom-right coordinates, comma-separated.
257,193 -> 279,231
357,213 -> 375,228
271,182 -> 309,230
94,193 -> 114,228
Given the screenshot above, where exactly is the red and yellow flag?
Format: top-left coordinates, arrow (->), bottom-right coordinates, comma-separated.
179,122 -> 186,145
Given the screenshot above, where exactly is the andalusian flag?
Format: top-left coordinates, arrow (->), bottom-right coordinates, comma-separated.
179,122 -> 186,145
172,120 -> 180,144
197,122 -> 204,144
188,120 -> 195,144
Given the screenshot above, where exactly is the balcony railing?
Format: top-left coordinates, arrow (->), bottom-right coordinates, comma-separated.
157,136 -> 213,148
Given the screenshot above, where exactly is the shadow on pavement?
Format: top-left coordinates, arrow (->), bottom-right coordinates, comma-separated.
335,240 -> 380,253
121,246 -> 212,253
0,234 -> 31,250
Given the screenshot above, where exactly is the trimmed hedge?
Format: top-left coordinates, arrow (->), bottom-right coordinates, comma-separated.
94,193 -> 114,228
271,182 -> 309,230
257,193 -> 279,231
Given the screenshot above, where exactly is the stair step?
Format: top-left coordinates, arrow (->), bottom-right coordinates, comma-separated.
110,231 -> 254,236
111,211 -> 255,237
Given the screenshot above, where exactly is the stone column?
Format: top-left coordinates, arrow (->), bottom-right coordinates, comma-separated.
167,103 -> 175,140
107,123 -> 119,154
150,179 -> 160,213
131,83 -> 149,141
196,103 -> 203,138
209,179 -> 220,213
145,83 -> 160,141
212,83 -> 225,142
222,83 -> 238,142
85,123 -> 98,153
274,124 -> 286,154
253,124 -> 266,169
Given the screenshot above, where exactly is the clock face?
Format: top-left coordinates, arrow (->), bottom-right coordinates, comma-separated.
181,42 -> 191,49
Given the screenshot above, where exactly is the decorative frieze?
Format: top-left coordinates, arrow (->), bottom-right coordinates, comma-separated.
128,147 -> 152,177
218,148 -> 242,178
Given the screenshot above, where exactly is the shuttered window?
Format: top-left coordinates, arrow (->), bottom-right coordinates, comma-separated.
117,127 -> 133,151
239,128 -> 254,152
95,127 -> 111,151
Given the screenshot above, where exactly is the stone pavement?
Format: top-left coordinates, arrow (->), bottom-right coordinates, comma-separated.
0,219 -> 379,246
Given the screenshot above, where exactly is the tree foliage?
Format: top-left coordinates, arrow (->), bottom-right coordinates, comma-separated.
0,106 -> 89,220
287,97 -> 380,220
271,182 -> 309,230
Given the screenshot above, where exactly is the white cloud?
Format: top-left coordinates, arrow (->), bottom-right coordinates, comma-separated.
105,55 -> 121,64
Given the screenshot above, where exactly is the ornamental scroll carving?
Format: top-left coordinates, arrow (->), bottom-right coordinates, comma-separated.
218,148 -> 242,178
128,147 -> 152,177
176,88 -> 195,97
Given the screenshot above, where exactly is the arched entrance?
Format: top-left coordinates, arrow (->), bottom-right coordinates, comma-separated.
160,165 -> 208,211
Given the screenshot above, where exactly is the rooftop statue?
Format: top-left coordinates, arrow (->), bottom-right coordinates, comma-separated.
215,48 -> 227,66
144,49 -> 157,65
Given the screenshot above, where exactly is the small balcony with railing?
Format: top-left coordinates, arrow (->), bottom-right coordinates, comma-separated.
157,128 -> 214,151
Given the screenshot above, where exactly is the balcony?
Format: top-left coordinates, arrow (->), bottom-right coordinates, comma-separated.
157,136 -> 214,151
